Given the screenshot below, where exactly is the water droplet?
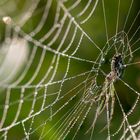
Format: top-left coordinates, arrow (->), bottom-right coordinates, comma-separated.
2,16 -> 12,24
101,58 -> 105,64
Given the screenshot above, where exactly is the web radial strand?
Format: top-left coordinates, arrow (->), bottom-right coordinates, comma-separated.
102,0 -> 109,42
59,83 -> 94,139
127,9 -> 140,34
40,100 -> 83,139
123,0 -> 134,30
34,76 -> 95,138
115,0 -> 120,36
129,24 -> 140,43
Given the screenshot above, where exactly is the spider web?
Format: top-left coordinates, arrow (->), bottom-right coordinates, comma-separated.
0,0 -> 140,140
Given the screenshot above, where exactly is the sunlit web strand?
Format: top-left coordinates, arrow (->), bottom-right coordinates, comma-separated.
12,25 -> 99,65
59,1 -> 103,54
0,73 -> 95,132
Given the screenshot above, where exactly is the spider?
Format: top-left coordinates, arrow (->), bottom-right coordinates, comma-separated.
84,53 -> 125,134
83,31 -> 133,137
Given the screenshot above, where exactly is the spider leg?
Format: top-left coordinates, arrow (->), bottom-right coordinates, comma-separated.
83,93 -> 97,104
106,83 -> 116,140
109,83 -> 115,123
106,92 -> 111,140
99,83 -> 115,133
85,79 -> 112,134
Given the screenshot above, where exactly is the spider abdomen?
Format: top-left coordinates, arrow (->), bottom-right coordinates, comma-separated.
111,54 -> 124,78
